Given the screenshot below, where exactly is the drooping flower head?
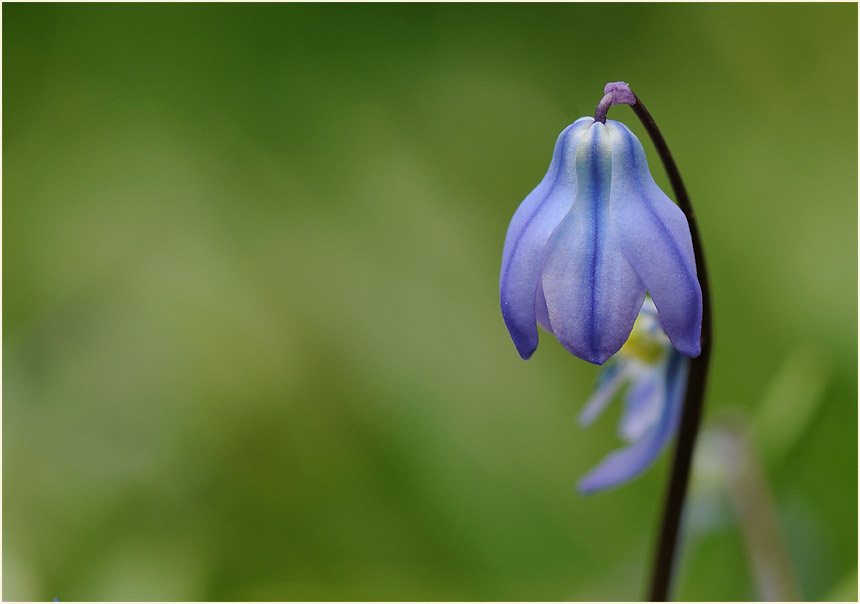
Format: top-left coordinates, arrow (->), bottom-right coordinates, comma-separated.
499,92 -> 702,365
576,299 -> 688,493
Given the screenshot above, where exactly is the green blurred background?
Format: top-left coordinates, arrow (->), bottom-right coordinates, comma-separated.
3,3 -> 857,601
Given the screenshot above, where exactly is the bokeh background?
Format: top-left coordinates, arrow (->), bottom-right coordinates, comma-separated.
3,3 -> 857,601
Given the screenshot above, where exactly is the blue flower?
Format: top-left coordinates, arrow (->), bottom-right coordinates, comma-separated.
499,117 -> 702,365
577,299 -> 689,493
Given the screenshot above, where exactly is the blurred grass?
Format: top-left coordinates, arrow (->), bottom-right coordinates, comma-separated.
3,3 -> 857,601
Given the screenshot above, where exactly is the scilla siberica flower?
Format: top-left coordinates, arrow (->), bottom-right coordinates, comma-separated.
577,299 -> 688,493
500,91 -> 702,491
500,113 -> 701,364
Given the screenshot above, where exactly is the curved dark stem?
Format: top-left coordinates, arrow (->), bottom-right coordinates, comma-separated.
627,92 -> 713,601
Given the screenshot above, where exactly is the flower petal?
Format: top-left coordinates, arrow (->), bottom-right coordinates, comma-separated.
500,118 -> 592,359
578,351 -> 688,494
534,279 -> 553,334
606,120 -> 703,358
618,364 -> 664,442
541,122 -> 646,365
579,359 -> 631,427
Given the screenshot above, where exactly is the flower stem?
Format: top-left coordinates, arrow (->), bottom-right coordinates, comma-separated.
594,93 -> 614,124
622,89 -> 713,601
